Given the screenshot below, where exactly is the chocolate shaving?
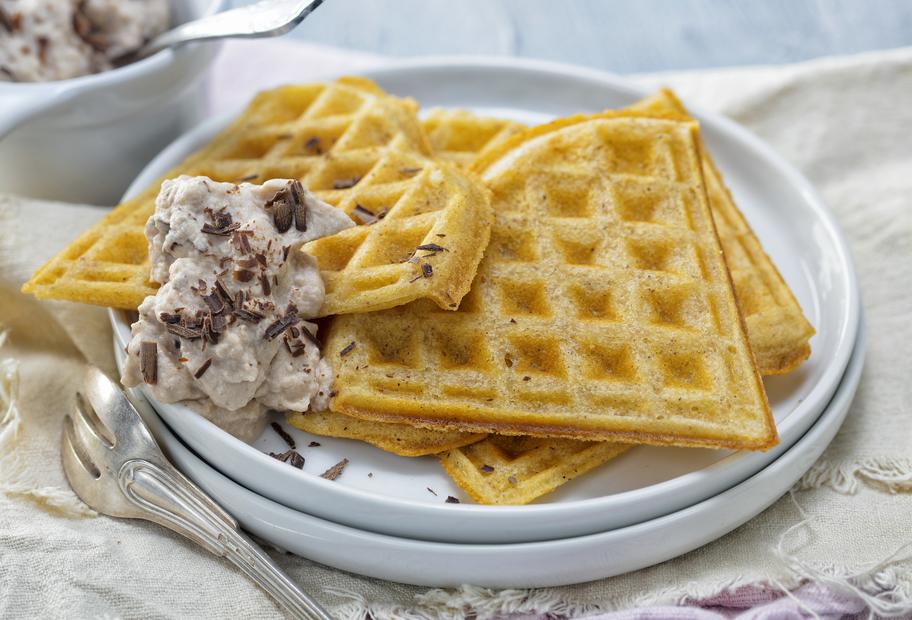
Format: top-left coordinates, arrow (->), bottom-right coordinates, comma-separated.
320,458 -> 349,480
416,243 -> 447,254
193,358 -> 212,379
352,204 -> 377,225
426,487 -> 438,496
239,173 -> 259,182
210,312 -> 227,334
166,323 -> 202,340
259,273 -> 271,296
232,230 -> 253,254
36,37 -> 49,66
202,292 -> 224,314
233,269 -> 255,283
214,278 -> 234,309
237,257 -> 259,269
480,464 -> 495,473
422,263 -> 433,278
508,475 -> 518,485
304,136 -> 320,152
269,449 -> 304,468
159,312 -> 182,324
332,176 -> 360,190
282,245 -> 291,262
202,316 -> 218,344
255,252 -> 267,267
234,308 -> 265,323
445,496 -> 460,504
0,8 -> 21,33
400,167 -> 423,176
288,451 -> 305,469
309,441 -> 321,447
270,421 -> 296,449
290,180 -> 308,231
339,341 -> 356,357
271,200 -> 293,233
264,311 -> 300,341
201,213 -> 239,236
139,341 -> 157,384
72,4 -> 108,51
300,326 -> 321,348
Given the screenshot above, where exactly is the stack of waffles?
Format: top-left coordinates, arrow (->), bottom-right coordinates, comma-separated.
24,78 -> 814,505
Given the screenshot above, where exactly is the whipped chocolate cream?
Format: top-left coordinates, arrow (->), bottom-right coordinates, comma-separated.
122,175 -> 353,442
0,0 -> 169,82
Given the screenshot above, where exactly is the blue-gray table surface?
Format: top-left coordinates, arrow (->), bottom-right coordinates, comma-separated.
231,0 -> 912,73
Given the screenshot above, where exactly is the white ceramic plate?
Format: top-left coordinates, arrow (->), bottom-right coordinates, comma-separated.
116,324 -> 864,588
111,58 -> 860,544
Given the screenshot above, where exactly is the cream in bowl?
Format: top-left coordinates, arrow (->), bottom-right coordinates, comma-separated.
0,0 -> 224,205
0,0 -> 170,82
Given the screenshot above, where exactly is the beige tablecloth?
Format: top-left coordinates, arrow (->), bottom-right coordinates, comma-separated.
1,43 -> 911,619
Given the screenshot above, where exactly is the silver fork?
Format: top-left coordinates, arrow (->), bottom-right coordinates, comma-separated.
62,367 -> 333,620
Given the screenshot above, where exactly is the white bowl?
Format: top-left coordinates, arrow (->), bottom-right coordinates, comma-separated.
111,58 -> 861,545
0,0 -> 225,205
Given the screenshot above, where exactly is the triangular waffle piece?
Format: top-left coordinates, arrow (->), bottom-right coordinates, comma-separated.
23,77 -> 492,317
285,410 -> 484,457
422,108 -> 526,169
420,97 -> 813,374
327,112 -> 776,450
439,436 -> 630,505
627,90 -> 814,374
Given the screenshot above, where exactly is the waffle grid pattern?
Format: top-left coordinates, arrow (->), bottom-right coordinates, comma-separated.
630,91 -> 814,374
422,108 -> 526,169
328,116 -> 775,449
23,78 -> 492,317
439,436 -> 630,505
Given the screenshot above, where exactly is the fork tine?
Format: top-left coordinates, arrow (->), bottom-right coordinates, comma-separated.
82,367 -> 156,455
74,391 -> 115,448
61,414 -> 103,506
67,399 -> 114,476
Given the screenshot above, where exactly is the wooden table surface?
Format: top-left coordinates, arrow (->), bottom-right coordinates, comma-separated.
231,0 -> 912,73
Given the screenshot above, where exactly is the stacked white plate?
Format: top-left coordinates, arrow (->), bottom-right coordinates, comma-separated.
110,59 -> 864,588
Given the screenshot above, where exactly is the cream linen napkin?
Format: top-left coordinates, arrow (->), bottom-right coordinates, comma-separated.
1,43 -> 911,619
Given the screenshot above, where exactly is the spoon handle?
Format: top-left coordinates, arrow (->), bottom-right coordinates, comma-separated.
139,0 -> 324,59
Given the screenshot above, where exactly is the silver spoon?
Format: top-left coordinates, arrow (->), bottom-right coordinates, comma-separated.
115,0 -> 326,65
62,366 -> 333,620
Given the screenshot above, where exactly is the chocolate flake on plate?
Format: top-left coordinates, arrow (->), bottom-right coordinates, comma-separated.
445,496 -> 460,504
139,341 -> 157,384
308,441 -> 321,447
320,458 -> 349,480
426,487 -> 438,496
270,421 -> 296,449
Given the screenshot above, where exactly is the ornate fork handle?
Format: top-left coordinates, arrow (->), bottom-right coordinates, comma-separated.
119,459 -> 333,620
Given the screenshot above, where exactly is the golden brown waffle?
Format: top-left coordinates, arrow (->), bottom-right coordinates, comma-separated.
327,112 -> 776,450
285,410 -> 484,457
23,77 -> 493,317
422,96 -> 813,375
628,90 -> 814,374
422,108 -> 526,169
439,436 -> 630,505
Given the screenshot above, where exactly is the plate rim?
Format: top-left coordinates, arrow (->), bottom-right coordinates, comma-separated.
125,322 -> 865,587
111,56 -> 860,541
